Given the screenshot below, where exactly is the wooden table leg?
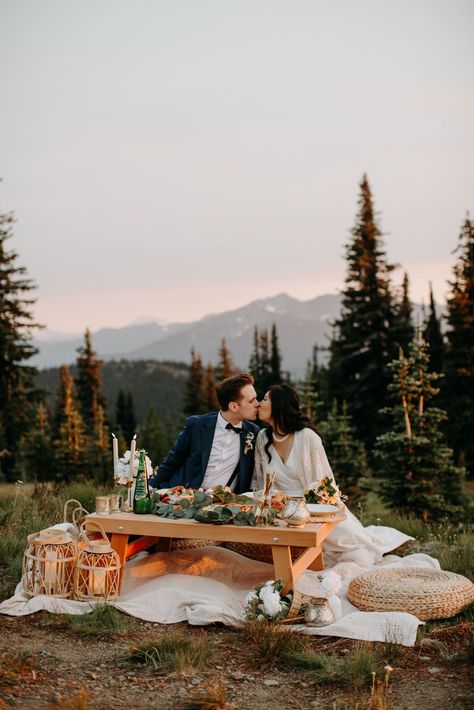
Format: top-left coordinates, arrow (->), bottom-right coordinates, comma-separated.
271,545 -> 294,594
110,533 -> 129,589
308,544 -> 324,572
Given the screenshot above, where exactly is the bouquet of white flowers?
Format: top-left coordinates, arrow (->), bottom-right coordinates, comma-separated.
244,580 -> 293,622
114,450 -> 153,485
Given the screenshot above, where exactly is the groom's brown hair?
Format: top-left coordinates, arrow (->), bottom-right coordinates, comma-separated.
216,373 -> 254,410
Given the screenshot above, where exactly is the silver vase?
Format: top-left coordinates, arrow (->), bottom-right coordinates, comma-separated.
304,598 -> 335,627
281,497 -> 310,527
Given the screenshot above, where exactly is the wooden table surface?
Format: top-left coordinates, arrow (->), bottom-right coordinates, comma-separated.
86,512 -> 341,594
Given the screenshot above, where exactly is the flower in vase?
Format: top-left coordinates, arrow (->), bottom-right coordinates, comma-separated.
114,450 -> 153,485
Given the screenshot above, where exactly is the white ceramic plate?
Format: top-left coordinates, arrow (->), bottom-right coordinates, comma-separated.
307,503 -> 339,516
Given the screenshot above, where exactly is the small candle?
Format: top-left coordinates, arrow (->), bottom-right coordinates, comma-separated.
43,548 -> 58,594
89,567 -> 107,596
129,435 -> 137,480
95,496 -> 111,515
112,433 -> 118,476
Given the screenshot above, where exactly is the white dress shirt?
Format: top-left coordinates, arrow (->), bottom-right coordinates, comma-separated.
201,412 -> 241,490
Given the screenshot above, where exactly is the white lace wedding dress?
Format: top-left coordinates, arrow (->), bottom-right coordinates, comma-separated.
252,428 -> 411,567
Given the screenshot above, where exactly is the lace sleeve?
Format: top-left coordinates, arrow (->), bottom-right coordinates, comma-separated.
301,429 -> 336,487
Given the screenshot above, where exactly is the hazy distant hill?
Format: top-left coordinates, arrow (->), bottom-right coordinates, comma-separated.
32,293 -> 342,376
32,321 -> 187,370
32,292 -> 441,378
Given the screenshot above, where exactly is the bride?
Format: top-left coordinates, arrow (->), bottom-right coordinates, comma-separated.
253,384 -> 411,567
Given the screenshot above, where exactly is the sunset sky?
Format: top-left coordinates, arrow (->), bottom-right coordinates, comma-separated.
1,0 -> 473,334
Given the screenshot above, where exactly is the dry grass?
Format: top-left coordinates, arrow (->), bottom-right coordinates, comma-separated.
181,682 -> 228,710
127,630 -> 214,674
45,687 -> 90,710
0,650 -> 37,687
285,641 -> 389,687
40,604 -> 136,636
236,619 -> 311,665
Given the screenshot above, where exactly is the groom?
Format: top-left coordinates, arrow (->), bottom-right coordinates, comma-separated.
149,372 -> 260,493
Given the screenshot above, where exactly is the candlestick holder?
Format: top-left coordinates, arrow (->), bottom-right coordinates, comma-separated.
122,480 -> 134,512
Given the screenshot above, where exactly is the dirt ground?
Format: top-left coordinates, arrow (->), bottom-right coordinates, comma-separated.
0,614 -> 472,710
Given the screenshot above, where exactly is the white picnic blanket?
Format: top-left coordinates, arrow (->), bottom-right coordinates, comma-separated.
0,521 -> 440,646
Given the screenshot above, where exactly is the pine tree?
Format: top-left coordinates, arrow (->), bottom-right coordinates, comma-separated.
89,402 -> 111,483
123,392 -> 137,442
115,389 -> 127,437
327,175 -> 397,449
248,326 -> 260,381
444,216 -> 474,476
270,323 -> 283,384
0,208 -> 42,480
140,407 -> 170,468
75,329 -> 106,425
75,330 -> 111,480
297,355 -> 323,422
391,272 -> 415,354
205,363 -> 219,411
257,329 -> 272,396
184,349 -> 207,416
216,338 -> 235,381
297,361 -> 319,420
53,365 -> 88,478
20,402 -> 54,482
115,389 -> 136,442
374,337 -> 465,520
423,283 -> 444,373
318,400 -> 370,497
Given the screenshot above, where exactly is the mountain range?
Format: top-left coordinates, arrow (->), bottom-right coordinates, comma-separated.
32,293 -> 341,376
32,292 -> 436,377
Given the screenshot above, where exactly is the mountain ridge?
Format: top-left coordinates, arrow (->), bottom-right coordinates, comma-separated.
31,292 -> 438,377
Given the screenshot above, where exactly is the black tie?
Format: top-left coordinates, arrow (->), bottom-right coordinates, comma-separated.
225,423 -> 242,434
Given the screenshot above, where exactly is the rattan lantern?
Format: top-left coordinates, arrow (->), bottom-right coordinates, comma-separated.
74,522 -> 121,601
22,528 -> 78,598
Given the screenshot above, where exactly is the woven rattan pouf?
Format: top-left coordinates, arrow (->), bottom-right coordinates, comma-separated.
348,568 -> 474,621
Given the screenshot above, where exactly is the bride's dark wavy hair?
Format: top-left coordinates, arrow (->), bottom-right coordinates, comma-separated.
263,384 -> 319,463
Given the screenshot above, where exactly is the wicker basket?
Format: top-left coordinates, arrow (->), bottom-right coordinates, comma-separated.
287,590 -> 327,619
224,542 -> 305,564
348,568 -> 474,621
170,538 -> 223,551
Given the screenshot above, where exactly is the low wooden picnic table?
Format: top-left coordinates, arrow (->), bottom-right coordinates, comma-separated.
86,512 -> 342,595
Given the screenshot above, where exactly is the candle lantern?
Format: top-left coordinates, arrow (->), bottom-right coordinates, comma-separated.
63,498 -> 90,539
22,528 -> 77,598
74,522 -> 121,601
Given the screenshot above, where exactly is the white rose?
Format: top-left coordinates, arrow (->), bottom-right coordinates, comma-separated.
261,591 -> 283,618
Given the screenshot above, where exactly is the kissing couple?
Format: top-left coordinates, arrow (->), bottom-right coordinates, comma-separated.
150,371 -> 337,500
150,372 -> 408,566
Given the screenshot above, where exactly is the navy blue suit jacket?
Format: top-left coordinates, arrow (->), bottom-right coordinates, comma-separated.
149,412 -> 259,493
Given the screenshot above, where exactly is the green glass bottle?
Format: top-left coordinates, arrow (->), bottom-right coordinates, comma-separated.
133,450 -> 151,514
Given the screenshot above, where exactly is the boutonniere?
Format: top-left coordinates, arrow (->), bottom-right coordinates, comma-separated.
243,432 -> 255,455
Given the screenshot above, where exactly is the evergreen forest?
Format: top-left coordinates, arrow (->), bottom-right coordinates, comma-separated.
1,176 -> 473,521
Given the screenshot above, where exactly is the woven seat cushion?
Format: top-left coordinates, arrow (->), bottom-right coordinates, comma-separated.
348,568 -> 474,621
170,538 -> 222,550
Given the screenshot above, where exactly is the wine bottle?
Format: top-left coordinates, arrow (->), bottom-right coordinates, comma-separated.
133,450 -> 151,514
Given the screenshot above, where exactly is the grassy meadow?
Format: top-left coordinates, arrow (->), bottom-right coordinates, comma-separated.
0,480 -> 472,709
